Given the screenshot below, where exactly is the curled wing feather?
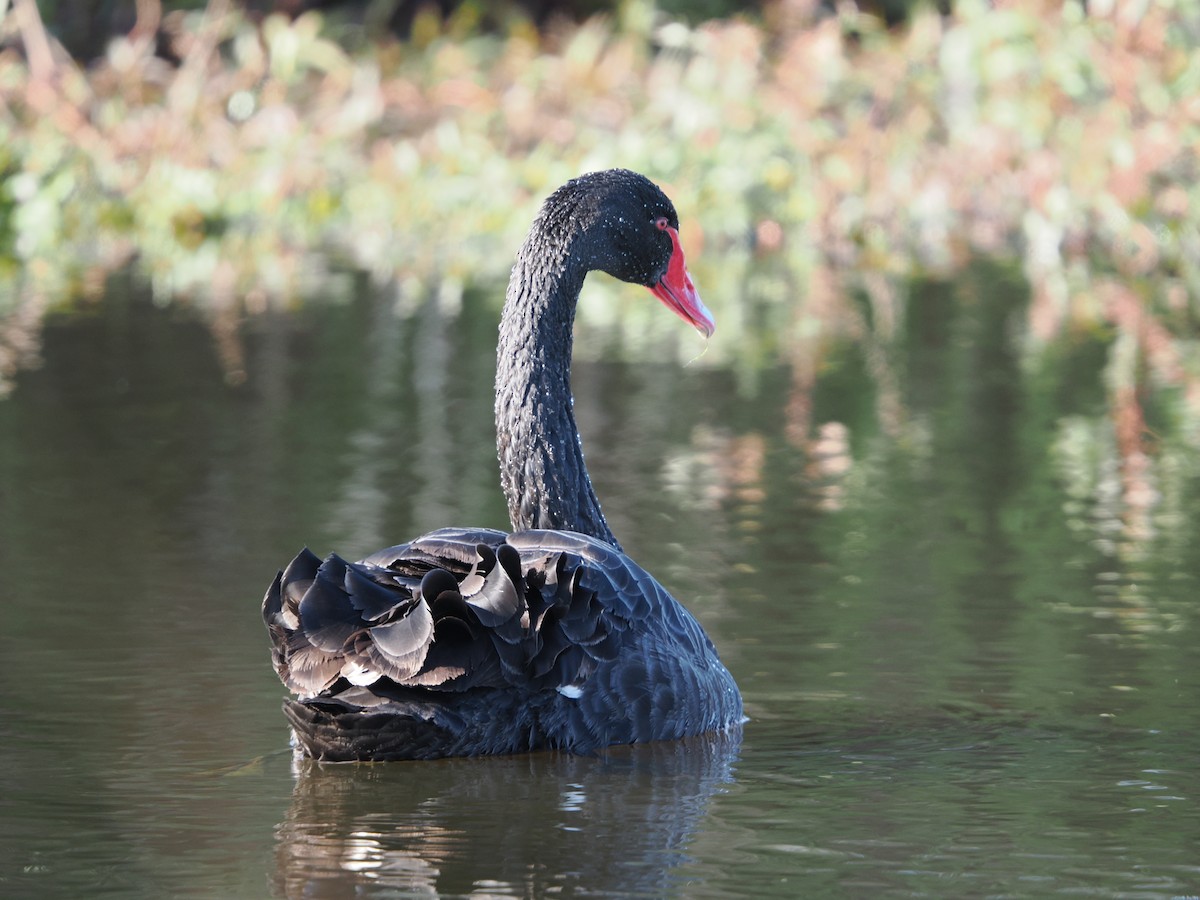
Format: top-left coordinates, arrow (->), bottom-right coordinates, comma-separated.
263,528 -> 650,699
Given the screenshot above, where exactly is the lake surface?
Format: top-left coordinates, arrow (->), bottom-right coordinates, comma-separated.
2,270 -> 1199,898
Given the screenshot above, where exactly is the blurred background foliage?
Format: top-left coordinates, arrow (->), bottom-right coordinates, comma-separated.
0,0 -> 1197,431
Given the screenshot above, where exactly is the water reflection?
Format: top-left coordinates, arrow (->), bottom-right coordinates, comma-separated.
272,734 -> 740,898
2,267 -> 1200,898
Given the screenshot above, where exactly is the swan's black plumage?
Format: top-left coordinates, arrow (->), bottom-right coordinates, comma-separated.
263,170 -> 742,760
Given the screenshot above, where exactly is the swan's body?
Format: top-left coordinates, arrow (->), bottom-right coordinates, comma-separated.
263,170 -> 742,760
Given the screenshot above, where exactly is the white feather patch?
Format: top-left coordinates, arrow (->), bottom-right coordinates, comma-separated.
341,661 -> 381,686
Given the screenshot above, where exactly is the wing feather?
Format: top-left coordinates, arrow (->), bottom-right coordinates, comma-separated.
263,526 -> 742,751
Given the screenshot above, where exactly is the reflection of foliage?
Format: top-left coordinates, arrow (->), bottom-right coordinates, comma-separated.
674,263 -> 1198,723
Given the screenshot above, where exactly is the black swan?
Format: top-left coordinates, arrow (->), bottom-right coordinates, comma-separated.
262,169 -> 743,760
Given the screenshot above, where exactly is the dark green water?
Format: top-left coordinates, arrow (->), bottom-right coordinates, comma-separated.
2,270 -> 1199,898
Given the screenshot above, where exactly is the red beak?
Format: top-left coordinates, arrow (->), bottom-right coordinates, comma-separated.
649,226 -> 715,338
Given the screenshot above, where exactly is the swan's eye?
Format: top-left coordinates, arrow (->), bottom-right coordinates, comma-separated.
654,217 -> 670,231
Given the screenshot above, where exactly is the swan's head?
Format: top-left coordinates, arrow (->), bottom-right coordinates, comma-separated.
565,169 -> 716,338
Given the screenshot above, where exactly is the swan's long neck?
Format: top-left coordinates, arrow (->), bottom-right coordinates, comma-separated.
495,217 -> 621,550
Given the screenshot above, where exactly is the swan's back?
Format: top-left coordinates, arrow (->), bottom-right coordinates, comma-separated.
263,528 -> 742,760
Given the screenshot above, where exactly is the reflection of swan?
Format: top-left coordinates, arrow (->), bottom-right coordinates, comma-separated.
271,732 -> 741,897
